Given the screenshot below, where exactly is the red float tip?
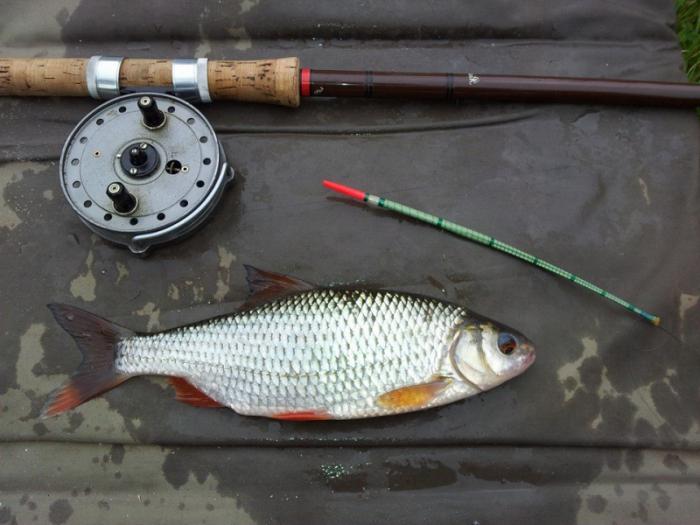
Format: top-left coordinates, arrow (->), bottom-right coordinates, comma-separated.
322,180 -> 367,201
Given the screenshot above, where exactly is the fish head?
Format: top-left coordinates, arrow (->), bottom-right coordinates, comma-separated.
449,318 -> 535,389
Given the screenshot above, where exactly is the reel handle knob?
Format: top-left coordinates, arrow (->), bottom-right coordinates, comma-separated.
106,182 -> 137,214
137,95 -> 165,129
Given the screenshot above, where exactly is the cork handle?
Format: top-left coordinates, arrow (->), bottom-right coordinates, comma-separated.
208,57 -> 300,107
0,57 -> 301,107
119,58 -> 173,88
0,58 -> 89,96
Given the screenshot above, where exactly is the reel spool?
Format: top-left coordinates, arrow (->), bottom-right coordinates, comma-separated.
59,93 -> 234,254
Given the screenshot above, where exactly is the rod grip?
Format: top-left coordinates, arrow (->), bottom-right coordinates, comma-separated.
0,58 -> 89,96
0,57 -> 301,107
208,57 -> 300,107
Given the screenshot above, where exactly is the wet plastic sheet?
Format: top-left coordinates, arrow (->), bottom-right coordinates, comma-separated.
1,1 -> 699,523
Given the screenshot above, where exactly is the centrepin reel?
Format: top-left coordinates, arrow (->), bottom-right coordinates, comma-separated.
60,93 -> 233,254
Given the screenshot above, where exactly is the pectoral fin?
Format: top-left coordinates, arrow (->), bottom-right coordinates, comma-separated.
376,378 -> 452,410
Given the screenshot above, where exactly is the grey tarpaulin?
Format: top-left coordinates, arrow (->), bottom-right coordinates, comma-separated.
1,1 -> 699,523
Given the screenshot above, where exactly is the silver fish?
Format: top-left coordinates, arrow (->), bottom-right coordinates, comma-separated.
43,266 -> 535,420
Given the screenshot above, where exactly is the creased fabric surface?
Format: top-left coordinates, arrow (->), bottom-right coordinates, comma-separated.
0,1 -> 698,523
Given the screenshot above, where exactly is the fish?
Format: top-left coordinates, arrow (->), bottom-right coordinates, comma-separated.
42,266 -> 535,420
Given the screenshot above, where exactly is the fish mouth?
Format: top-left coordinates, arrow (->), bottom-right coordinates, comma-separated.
520,343 -> 536,368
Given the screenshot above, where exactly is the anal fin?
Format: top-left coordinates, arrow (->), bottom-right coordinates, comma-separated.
271,410 -> 331,421
168,377 -> 224,408
376,378 -> 452,411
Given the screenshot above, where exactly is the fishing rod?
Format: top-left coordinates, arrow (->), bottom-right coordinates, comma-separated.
1,56 -> 700,107
323,180 -> 661,326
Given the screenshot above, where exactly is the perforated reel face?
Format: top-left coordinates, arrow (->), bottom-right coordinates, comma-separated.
59,93 -> 233,253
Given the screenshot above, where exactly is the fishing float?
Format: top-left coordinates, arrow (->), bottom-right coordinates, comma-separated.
323,180 -> 661,326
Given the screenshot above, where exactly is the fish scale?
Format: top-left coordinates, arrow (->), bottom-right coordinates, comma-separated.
114,288 -> 468,418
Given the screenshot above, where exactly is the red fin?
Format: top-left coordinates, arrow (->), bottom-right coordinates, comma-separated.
242,265 -> 315,308
168,377 -> 224,408
271,410 -> 331,421
376,378 -> 452,411
42,304 -> 134,418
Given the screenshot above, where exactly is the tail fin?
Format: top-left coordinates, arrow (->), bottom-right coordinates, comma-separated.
42,303 -> 135,418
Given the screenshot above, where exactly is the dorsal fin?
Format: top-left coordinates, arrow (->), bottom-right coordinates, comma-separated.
242,265 -> 315,308
168,377 -> 224,408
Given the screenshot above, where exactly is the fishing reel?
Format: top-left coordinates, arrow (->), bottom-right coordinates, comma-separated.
59,93 -> 233,254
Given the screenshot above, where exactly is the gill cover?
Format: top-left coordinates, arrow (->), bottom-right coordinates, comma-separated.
450,321 -> 535,390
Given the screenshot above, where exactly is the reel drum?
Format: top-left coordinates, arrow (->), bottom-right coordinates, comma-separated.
59,93 -> 233,253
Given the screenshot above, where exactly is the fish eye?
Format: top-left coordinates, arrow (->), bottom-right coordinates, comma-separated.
498,333 -> 518,355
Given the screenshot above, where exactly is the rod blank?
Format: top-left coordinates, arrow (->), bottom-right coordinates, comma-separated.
305,69 -> 700,107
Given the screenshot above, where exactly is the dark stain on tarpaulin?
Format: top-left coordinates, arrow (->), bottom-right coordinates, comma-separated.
634,418 -> 659,443
48,499 -> 72,525
633,489 -> 650,522
0,506 -> 14,524
109,444 -> 126,465
158,447 -> 612,524
459,458 -> 550,486
663,453 -> 689,474
384,458 -> 457,491
55,7 -> 70,27
306,456 -> 459,493
459,448 -> 613,488
586,494 -> 607,513
595,395 -> 637,438
578,356 -> 603,392
64,412 -> 85,433
652,483 -> 672,511
311,467 -> 369,493
625,449 -> 644,473
162,450 -> 211,490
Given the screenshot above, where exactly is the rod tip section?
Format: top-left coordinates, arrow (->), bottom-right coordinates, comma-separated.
322,180 -> 366,201
651,316 -> 661,326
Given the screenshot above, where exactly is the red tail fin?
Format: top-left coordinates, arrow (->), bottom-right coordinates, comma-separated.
42,304 -> 134,418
